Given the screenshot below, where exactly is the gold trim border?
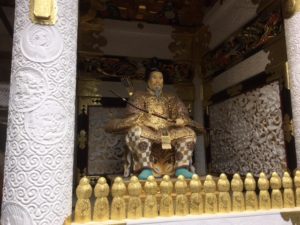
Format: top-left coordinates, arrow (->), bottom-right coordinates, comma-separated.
30,0 -> 57,25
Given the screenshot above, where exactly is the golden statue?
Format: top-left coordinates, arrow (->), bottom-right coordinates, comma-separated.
190,174 -> 203,215
93,177 -> 110,221
231,173 -> 245,212
159,175 -> 174,217
175,175 -> 189,216
217,173 -> 231,213
144,175 -> 158,218
294,170 -> 300,207
75,177 -> 92,223
105,69 -> 205,180
204,175 -> 217,214
258,172 -> 271,210
244,173 -> 258,211
128,176 -> 143,219
270,172 -> 283,209
282,172 -> 295,208
111,177 -> 126,220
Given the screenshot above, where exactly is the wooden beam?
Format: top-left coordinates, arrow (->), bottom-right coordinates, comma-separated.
0,6 -> 13,37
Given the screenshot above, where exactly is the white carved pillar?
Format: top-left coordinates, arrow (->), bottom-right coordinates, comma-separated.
284,2 -> 300,167
1,0 -> 78,224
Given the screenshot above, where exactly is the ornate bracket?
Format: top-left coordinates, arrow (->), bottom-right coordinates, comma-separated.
30,0 -> 57,25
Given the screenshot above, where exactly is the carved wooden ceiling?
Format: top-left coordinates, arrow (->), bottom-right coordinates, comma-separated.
0,0 -> 218,84
80,0 -> 219,27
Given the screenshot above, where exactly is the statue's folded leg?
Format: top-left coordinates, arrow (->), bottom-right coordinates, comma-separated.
135,137 -> 152,169
173,136 -> 196,168
125,126 -> 153,173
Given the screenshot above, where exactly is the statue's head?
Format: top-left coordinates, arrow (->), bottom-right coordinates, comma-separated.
146,68 -> 164,96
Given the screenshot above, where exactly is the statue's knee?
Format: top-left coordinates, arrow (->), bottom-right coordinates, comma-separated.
138,140 -> 150,151
174,136 -> 196,151
175,151 -> 184,161
186,140 -> 196,151
129,125 -> 142,133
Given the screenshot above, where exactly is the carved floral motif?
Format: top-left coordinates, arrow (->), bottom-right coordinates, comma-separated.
209,81 -> 286,176
78,55 -> 193,84
20,24 -> 63,62
10,67 -> 48,112
88,106 -> 126,175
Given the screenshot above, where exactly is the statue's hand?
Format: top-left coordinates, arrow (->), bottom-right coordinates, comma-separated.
176,118 -> 185,126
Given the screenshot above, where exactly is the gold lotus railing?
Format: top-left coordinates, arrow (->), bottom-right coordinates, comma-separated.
72,171 -> 300,223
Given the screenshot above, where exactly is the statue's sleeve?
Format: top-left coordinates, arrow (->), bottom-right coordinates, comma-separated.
104,92 -> 144,134
170,96 -> 190,119
126,92 -> 145,115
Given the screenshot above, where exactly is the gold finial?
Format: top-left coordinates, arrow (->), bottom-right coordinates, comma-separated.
175,175 -> 189,216
111,177 -> 126,220
93,177 -> 110,221
294,170 -> 300,207
144,175 -> 158,218
75,177 -> 92,223
128,176 -> 142,219
190,174 -> 202,192
245,173 -> 258,211
160,175 -> 173,194
175,175 -> 188,194
245,173 -> 256,191
160,175 -> 174,217
190,174 -> 203,214
204,175 -> 217,213
270,172 -> 283,209
270,172 -> 282,189
282,172 -> 295,208
217,173 -> 231,213
258,172 -> 271,210
231,173 -> 245,212
204,175 -> 216,192
294,170 -> 300,187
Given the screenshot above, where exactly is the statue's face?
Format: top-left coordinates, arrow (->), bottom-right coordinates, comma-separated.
148,71 -> 164,91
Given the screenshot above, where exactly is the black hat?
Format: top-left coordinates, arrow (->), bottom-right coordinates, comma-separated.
145,67 -> 163,81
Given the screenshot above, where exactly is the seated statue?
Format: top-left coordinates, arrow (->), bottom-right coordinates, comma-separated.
105,69 -> 204,180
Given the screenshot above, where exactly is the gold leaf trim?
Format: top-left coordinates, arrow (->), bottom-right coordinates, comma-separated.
30,0 -> 57,25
